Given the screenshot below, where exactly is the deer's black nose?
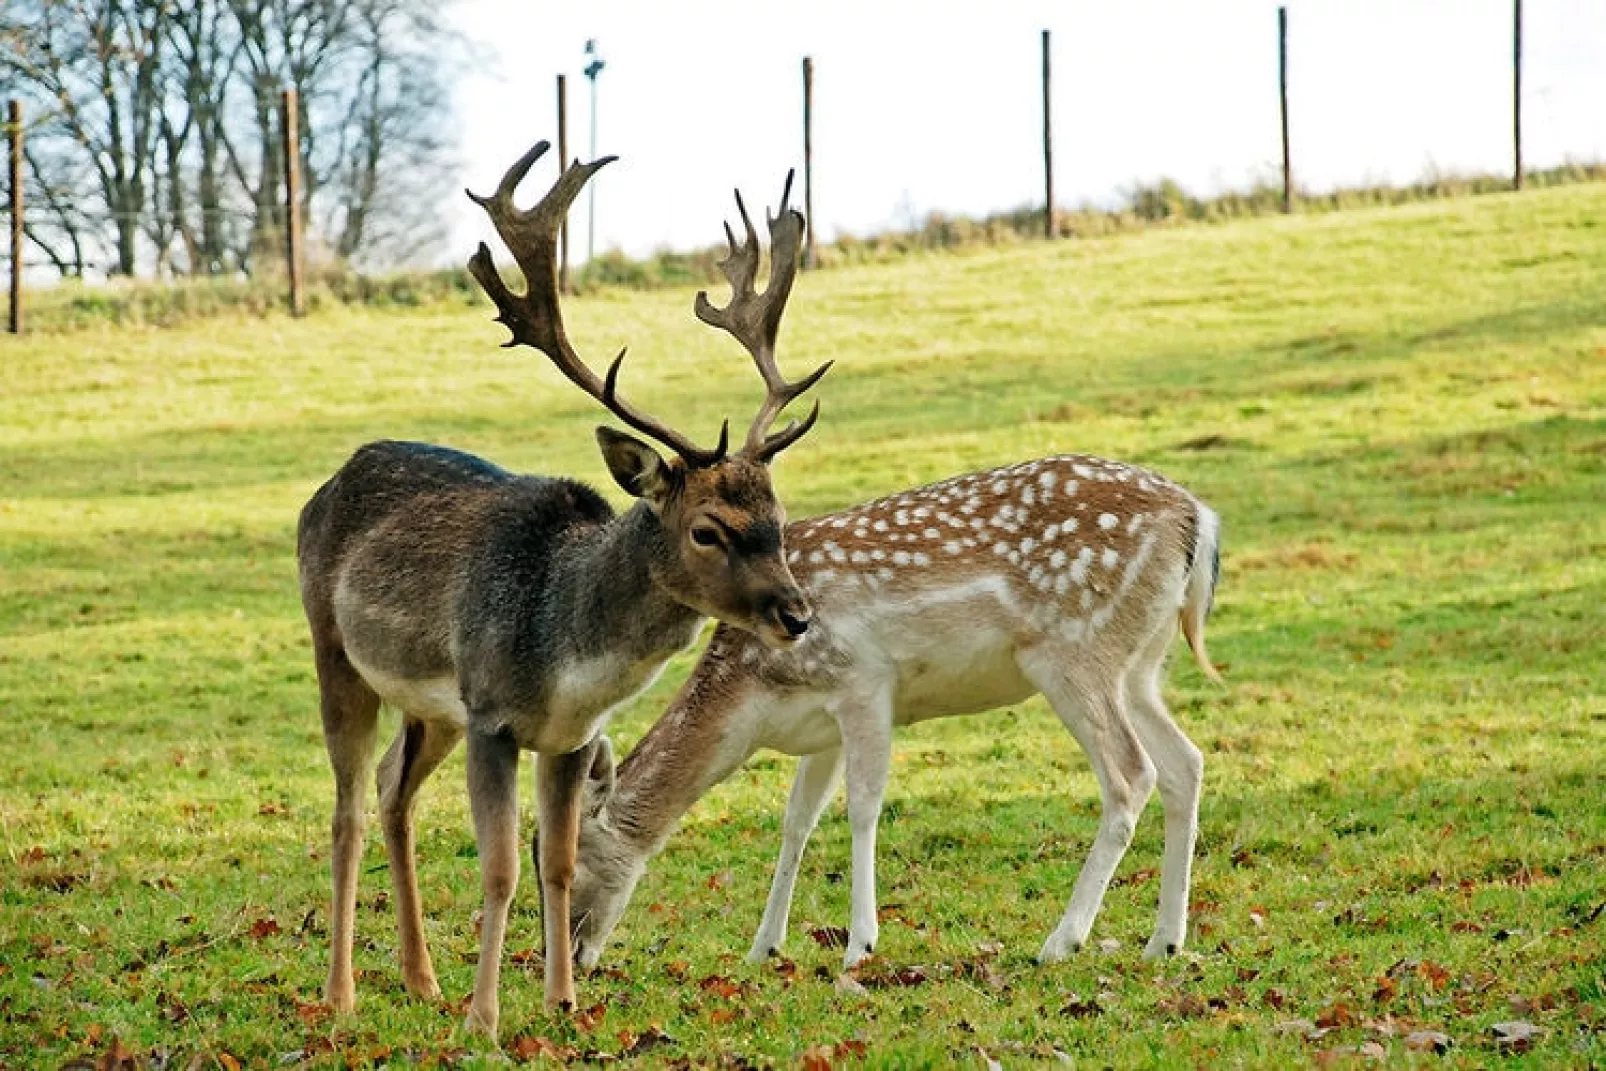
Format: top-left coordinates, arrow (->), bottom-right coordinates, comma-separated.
777,606 -> 810,637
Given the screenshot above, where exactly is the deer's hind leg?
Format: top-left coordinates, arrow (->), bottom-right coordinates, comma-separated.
1122,620 -> 1204,960
316,643 -> 382,1014
376,716 -> 463,1001
1018,648 -> 1157,962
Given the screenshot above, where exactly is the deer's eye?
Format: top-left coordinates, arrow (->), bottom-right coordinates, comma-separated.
690,526 -> 724,550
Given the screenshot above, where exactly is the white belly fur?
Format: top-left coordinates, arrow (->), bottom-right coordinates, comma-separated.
346,652 -> 469,728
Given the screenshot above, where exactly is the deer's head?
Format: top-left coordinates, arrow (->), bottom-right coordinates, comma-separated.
566,737 -> 644,967
468,144 -> 829,648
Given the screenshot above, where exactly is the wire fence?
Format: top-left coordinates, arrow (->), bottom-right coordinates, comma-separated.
7,1 -> 1606,333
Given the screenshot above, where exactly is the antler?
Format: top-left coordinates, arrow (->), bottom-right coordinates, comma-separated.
466,142 -> 729,467
694,171 -> 832,462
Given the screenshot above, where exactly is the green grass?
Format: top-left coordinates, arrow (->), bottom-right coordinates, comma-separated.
3,184 -> 1605,1068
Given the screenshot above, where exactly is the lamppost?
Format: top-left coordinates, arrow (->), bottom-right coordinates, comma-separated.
583,39 -> 605,261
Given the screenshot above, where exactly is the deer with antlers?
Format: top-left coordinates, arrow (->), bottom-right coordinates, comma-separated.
564,457 -> 1222,971
295,142 -> 828,1036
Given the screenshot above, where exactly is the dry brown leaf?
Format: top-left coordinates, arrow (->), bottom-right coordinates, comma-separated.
247,918 -> 280,940
574,1002 -> 606,1033
1315,1002 -> 1358,1029
808,925 -> 849,948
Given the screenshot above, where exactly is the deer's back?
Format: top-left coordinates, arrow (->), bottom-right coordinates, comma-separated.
297,440 -> 614,688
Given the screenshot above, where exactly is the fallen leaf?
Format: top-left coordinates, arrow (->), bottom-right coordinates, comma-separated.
1273,1018 -> 1317,1037
157,991 -> 190,1025
619,1025 -> 674,1055
510,1035 -> 577,1061
1097,937 -> 1121,954
92,1037 -> 138,1071
848,962 -> 929,989
1372,976 -> 1397,1004
292,999 -> 330,1029
248,918 -> 280,940
808,926 -> 849,949
1060,993 -> 1101,1018
1450,920 -> 1484,933
1489,1020 -> 1541,1052
1315,1002 -> 1358,1030
706,869 -> 733,890
697,974 -> 744,1001
834,973 -> 868,997
801,1045 -> 834,1071
574,1002 -> 606,1032
1404,1030 -> 1451,1053
664,959 -> 690,980
836,1039 -> 868,1059
1417,961 -> 1451,990
1159,993 -> 1209,1018
217,1055 -> 241,1071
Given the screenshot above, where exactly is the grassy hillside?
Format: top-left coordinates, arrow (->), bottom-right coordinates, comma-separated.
2,184 -> 1604,1067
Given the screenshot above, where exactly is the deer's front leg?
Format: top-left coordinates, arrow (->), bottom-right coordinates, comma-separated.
748,746 -> 844,963
833,687 -> 894,969
536,743 -> 593,1011
464,728 -> 520,1038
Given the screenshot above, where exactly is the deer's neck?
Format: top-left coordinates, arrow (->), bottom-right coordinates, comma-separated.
556,501 -> 704,664
606,629 -> 766,854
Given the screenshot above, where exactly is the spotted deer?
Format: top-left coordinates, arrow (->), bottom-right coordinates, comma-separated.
565,456 -> 1221,969
295,142 -> 829,1036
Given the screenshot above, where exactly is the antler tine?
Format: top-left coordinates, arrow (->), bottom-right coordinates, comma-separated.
693,169 -> 832,460
466,142 -> 726,467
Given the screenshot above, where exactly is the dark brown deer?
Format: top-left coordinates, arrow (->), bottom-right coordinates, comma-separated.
295,141 -> 828,1037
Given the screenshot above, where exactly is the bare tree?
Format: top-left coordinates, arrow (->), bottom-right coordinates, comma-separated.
1,0 -> 460,279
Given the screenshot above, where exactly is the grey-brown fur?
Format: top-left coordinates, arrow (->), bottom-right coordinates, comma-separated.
297,138 -> 827,1041
297,436 -> 812,1035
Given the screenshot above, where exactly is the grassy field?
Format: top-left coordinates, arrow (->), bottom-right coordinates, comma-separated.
2,184 -> 1604,1068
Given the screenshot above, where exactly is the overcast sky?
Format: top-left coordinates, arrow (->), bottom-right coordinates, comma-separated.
448,1 -> 1606,261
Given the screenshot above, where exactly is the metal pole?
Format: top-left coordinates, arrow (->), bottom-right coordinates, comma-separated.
1279,7 -> 1292,213
558,73 -> 570,293
586,70 -> 599,260
1042,30 -> 1055,238
281,88 -> 305,316
8,100 -> 21,335
1513,0 -> 1523,190
802,56 -> 816,268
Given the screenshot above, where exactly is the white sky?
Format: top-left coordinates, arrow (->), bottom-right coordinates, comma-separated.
449,0 -> 1606,261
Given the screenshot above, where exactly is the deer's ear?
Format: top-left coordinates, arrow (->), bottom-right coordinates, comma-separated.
586,736 -> 616,809
596,427 -> 675,506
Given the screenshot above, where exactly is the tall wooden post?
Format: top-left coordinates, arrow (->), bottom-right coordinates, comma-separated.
558,74 -> 571,293
1512,0 -> 1523,190
1278,7 -> 1292,213
1042,30 -> 1055,239
7,100 -> 21,335
281,88 -> 305,317
802,56 -> 816,269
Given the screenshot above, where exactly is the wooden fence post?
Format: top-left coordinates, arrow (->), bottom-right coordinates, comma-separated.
1278,7 -> 1292,213
8,100 -> 21,335
1042,29 -> 1055,238
802,56 -> 816,269
281,88 -> 305,317
1512,0 -> 1523,190
558,73 -> 571,293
